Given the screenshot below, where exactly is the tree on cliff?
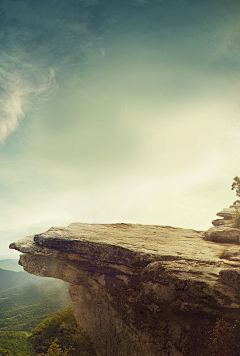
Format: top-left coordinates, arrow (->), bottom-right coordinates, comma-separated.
231,176 -> 240,202
230,176 -> 240,228
29,304 -> 96,356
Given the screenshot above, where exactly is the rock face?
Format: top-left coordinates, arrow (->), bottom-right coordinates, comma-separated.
206,203 -> 240,245
204,226 -> 240,244
9,223 -> 240,356
212,204 -> 240,227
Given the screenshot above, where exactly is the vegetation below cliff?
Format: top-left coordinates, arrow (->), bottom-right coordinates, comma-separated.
0,304 -> 96,356
0,268 -> 71,331
0,261 -> 71,355
0,332 -> 33,356
0,261 -> 96,356
29,304 -> 96,356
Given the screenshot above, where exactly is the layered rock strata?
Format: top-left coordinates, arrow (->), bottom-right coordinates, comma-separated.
9,223 -> 240,356
212,203 -> 240,227
205,203 -> 240,245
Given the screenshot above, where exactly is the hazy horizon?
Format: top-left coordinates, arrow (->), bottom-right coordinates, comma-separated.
1,0 -> 240,257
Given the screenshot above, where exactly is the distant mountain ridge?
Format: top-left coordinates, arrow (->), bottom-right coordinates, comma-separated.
0,263 -> 71,355
0,267 -> 71,331
0,259 -> 23,272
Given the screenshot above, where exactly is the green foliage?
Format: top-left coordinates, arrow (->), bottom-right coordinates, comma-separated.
229,177 -> 240,228
0,263 -> 94,356
45,339 -> 67,356
0,347 -> 13,356
29,304 -> 96,356
231,176 -> 240,199
0,268 -> 71,332
0,267 -> 71,355
0,331 -> 34,355
232,209 -> 240,229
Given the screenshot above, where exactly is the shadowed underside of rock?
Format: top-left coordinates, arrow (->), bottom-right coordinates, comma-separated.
9,223 -> 240,356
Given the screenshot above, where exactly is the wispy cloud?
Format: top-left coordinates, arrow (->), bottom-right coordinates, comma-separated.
0,88 -> 24,143
0,59 -> 58,143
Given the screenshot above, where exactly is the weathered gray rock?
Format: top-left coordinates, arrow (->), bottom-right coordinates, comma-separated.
211,205 -> 239,228
220,246 -> 240,261
9,223 -> 240,356
216,208 -> 236,219
212,218 -> 232,227
219,268 -> 240,292
230,202 -> 240,209
204,226 -> 240,244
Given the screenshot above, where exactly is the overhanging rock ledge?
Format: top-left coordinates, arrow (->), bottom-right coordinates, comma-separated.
9,222 -> 240,356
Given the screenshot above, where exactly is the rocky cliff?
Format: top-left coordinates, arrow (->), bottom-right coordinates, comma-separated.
211,203 -> 240,227
9,223 -> 240,356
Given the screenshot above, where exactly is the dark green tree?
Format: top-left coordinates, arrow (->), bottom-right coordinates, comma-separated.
0,347 -> 13,356
28,304 -> 96,356
45,339 -> 67,356
231,176 -> 240,203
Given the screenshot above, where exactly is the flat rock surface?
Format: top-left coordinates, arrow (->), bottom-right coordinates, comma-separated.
216,208 -> 236,219
9,223 -> 240,356
204,226 -> 240,245
211,218 -> 233,227
10,222 -> 232,264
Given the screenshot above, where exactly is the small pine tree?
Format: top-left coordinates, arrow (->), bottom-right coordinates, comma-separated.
232,210 -> 240,229
45,339 -> 67,356
231,176 -> 240,202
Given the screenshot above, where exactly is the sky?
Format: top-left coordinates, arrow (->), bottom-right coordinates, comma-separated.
1,0 -> 240,258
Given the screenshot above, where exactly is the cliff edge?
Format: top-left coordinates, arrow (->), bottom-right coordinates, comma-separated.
9,223 -> 240,356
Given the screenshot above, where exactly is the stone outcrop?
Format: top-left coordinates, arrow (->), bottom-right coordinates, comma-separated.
212,203 -> 240,227
9,223 -> 240,356
206,202 -> 240,245
203,226 -> 240,244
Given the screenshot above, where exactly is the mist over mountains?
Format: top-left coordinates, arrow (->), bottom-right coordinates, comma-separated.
0,260 -> 71,331
0,259 -> 23,272
0,259 -> 71,354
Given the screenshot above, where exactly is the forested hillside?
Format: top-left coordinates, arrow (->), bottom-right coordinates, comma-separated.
29,304 -> 96,356
0,263 -> 71,355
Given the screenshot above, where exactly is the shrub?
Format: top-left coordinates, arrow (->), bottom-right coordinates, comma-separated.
0,348 -> 13,356
232,210 -> 240,229
205,317 -> 240,356
29,304 -> 96,356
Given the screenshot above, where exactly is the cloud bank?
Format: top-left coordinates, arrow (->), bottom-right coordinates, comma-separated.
0,60 -> 57,143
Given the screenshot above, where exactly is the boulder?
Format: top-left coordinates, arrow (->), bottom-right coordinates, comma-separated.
216,208 -> 236,219
203,226 -> 240,244
211,219 -> 232,227
220,246 -> 240,261
230,205 -> 240,209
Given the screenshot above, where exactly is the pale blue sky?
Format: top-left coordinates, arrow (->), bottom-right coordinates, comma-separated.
1,0 -> 240,257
